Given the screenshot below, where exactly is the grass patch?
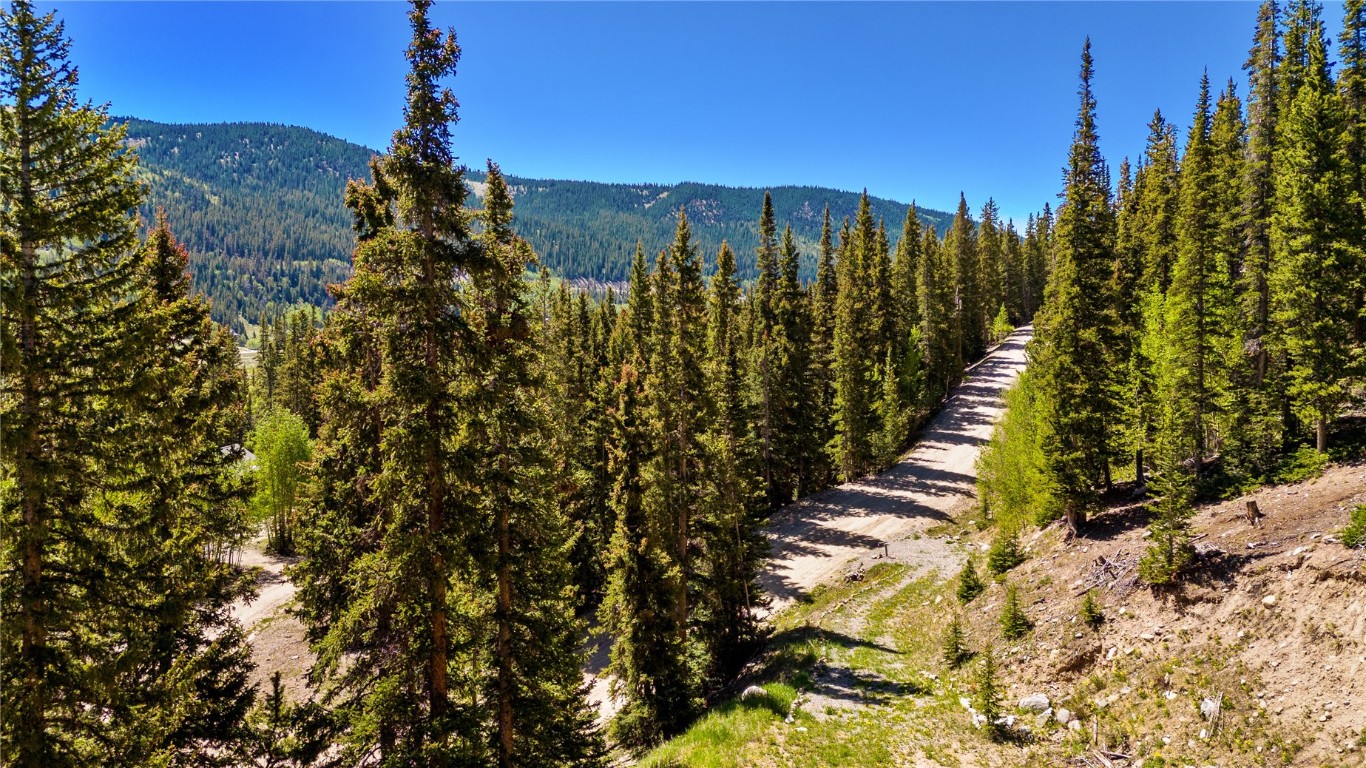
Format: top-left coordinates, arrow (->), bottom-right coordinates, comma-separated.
638,682 -> 798,768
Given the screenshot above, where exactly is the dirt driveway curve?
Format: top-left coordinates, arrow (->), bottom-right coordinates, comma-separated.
759,326 -> 1032,612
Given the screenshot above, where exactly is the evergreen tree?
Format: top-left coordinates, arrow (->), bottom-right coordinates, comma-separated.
808,207 -> 839,489
918,226 -> 956,407
1165,73 -> 1234,474
946,194 -> 981,371
1270,21 -> 1359,451
831,195 -> 882,479
892,204 -> 923,358
695,241 -> 766,685
1032,40 -> 1119,534
956,558 -> 985,604
601,363 -> 694,748
941,615 -> 972,668
3,4 -> 253,763
974,645 -> 1004,741
1341,0 -> 1366,345
749,192 -> 785,501
295,3 -> 487,761
977,198 -> 1005,339
999,583 -> 1032,640
468,164 -> 603,768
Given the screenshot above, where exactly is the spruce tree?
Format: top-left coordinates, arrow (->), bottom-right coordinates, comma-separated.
808,207 -> 839,488
601,363 -> 694,748
295,3 -> 486,761
468,164 -> 603,768
918,226 -> 956,408
1341,0 -> 1366,345
1165,73 -> 1234,474
946,194 -> 981,371
1270,21 -> 1359,451
831,195 -> 882,479
1032,40 -> 1119,534
695,241 -> 766,685
3,3 -> 254,763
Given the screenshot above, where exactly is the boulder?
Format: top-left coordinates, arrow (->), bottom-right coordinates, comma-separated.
1019,693 -> 1051,712
1055,707 -> 1073,724
741,685 -> 768,701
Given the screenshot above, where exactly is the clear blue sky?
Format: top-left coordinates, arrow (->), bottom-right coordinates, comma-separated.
43,1 -> 1348,223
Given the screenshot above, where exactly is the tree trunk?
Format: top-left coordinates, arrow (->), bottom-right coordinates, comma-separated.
496,456 -> 515,768
1316,418 -> 1328,453
1065,503 -> 1086,537
1135,448 -> 1145,488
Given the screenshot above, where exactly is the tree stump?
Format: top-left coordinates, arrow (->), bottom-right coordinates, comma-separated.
1245,500 -> 1262,527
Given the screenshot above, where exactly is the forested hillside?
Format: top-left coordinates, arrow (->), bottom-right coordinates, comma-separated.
122,117 -> 951,334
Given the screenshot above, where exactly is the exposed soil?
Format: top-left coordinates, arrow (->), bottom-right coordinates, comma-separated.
760,327 -> 1031,612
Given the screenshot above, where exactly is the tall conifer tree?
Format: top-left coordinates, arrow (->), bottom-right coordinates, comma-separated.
1033,40 -> 1119,533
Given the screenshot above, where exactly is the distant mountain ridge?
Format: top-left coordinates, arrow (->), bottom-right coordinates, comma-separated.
118,118 -> 950,333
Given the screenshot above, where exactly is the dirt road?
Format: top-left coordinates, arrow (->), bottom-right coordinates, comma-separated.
759,326 -> 1032,611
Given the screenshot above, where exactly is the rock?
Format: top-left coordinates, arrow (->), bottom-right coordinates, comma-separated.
1164,690 -> 1178,701
741,685 -> 768,701
1263,594 -> 1278,607
1200,697 -> 1221,720
1068,719 -> 1083,732
959,697 -> 973,711
1019,693 -> 1051,712
1056,707 -> 1073,724
795,726 -> 808,733
1140,633 -> 1156,641
1035,709 -> 1053,728
784,715 -> 794,724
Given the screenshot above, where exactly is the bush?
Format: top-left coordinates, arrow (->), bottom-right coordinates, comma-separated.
999,583 -> 1032,640
957,558 -> 985,604
942,615 -> 972,669
986,528 -> 1024,576
1343,504 -> 1366,548
1079,590 -> 1104,630
1274,446 -> 1328,485
1139,459 -> 1196,587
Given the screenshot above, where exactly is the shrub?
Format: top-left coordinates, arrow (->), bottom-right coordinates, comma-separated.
986,528 -> 1024,576
1342,504 -> 1366,548
957,558 -> 985,604
999,583 -> 1032,641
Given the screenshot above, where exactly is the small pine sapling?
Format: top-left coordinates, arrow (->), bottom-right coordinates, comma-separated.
975,644 -> 1004,740
1079,590 -> 1104,630
987,528 -> 1024,576
957,558 -> 985,604
999,583 -> 1032,640
941,615 -> 972,668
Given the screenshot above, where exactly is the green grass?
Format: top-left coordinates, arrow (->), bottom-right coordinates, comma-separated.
638,683 -> 798,768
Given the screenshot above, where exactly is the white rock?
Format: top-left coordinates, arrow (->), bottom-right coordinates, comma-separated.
1164,690 -> 1178,701
741,685 -> 768,701
1263,594 -> 1278,607
959,697 -> 973,711
1068,719 -> 1083,732
1019,693 -> 1051,712
1035,708 -> 1053,728
1056,707 -> 1073,724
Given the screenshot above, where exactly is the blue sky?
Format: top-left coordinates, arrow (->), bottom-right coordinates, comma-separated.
45,1 -> 1347,223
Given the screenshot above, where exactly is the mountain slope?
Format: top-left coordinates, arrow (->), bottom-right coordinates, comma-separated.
119,118 -> 951,332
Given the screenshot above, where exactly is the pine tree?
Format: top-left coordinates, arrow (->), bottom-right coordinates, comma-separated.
1270,20 -> 1359,451
918,226 -> 956,407
749,192 -> 785,501
808,207 -> 839,489
779,223 -> 820,496
1340,0 -> 1366,345
946,193 -> 981,370
892,204 -> 923,358
3,3 -> 254,762
601,363 -> 695,748
831,195 -> 882,479
1165,73 -> 1234,474
1032,40 -> 1119,534
941,615 -> 972,668
294,3 -> 486,761
956,558 -> 986,604
468,164 -> 603,768
977,198 -> 1005,339
999,583 -> 1032,640
974,644 -> 1004,740
695,241 -> 766,685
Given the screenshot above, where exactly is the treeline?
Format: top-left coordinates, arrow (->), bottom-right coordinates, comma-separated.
122,116 -> 956,335
979,0 -> 1364,586
465,173 -> 955,284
